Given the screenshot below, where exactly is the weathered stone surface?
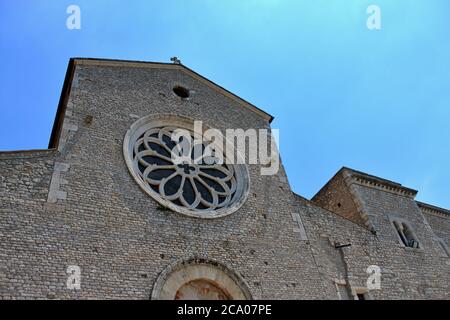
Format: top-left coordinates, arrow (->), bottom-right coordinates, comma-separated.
0,59 -> 448,300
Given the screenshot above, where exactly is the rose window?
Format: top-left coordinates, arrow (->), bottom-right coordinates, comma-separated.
123,115 -> 249,218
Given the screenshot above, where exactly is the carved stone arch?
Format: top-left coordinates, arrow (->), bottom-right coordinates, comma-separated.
151,258 -> 252,300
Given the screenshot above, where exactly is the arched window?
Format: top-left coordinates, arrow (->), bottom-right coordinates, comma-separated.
391,219 -> 420,248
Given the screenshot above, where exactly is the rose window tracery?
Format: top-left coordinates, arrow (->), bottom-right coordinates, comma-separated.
123,115 -> 249,218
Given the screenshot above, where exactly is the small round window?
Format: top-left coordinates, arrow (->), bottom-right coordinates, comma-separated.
173,86 -> 190,99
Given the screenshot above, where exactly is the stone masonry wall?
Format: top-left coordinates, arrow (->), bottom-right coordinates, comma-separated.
311,172 -> 367,228
348,184 -> 448,298
0,61 -> 325,299
421,211 -> 450,248
0,60 -> 448,300
298,192 -> 449,299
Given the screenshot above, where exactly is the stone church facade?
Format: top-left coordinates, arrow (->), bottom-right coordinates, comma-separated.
0,58 -> 448,300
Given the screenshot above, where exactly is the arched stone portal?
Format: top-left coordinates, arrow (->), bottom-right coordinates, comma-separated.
151,258 -> 252,300
175,279 -> 231,300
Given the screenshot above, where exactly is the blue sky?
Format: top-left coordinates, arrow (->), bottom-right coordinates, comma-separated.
1,0 -> 449,208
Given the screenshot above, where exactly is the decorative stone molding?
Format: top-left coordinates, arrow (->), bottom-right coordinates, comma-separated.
123,114 -> 250,219
416,201 -> 450,218
151,258 -> 252,300
47,162 -> 70,203
344,168 -> 417,199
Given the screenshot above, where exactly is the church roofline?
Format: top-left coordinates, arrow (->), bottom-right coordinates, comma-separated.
309,167 -> 449,218
48,58 -> 76,149
293,191 -> 374,233
341,167 -> 418,198
49,57 -> 274,149
416,201 -> 450,218
312,167 -> 419,202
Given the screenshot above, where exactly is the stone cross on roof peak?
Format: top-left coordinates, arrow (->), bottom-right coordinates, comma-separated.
170,57 -> 181,65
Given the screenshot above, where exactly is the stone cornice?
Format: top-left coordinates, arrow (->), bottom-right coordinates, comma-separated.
416,201 -> 450,218
343,168 -> 418,198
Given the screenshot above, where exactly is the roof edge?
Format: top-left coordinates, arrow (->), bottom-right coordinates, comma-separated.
70,57 -> 274,123
48,58 -> 76,149
416,201 -> 450,217
341,167 -> 418,198
293,192 -> 374,233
